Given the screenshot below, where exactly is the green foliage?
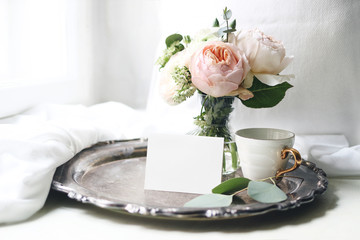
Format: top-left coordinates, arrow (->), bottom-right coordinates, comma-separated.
165,34 -> 183,48
156,34 -> 185,69
218,7 -> 236,42
212,177 -> 250,195
223,29 -> 236,33
213,18 -> 220,27
184,177 -> 288,208
194,95 -> 235,141
247,181 -> 288,203
222,7 -> 232,20
241,76 -> 293,108
183,194 -> 233,208
184,35 -> 191,45
230,19 -> 236,30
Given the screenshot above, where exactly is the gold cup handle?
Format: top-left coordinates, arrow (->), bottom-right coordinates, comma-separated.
275,148 -> 302,179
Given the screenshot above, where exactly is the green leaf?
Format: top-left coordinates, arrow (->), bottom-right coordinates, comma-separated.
230,19 -> 236,30
241,76 -> 293,108
247,181 -> 287,203
223,29 -> 236,33
184,35 -> 191,44
183,194 -> 233,208
212,177 -> 250,195
165,34 -> 183,48
213,18 -> 220,27
217,26 -> 227,36
175,43 -> 185,52
223,8 -> 232,20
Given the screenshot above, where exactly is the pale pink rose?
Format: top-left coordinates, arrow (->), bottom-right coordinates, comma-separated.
189,41 -> 250,98
236,29 -> 293,75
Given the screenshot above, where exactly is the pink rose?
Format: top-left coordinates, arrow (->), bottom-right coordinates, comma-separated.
189,41 -> 251,98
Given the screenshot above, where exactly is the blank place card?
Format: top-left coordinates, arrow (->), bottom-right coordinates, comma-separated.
144,134 -> 224,194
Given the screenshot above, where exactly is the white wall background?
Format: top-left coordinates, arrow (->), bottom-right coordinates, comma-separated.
1,0 -> 359,144
98,0 -> 360,144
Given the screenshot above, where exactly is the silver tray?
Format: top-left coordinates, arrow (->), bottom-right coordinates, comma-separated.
52,138 -> 328,220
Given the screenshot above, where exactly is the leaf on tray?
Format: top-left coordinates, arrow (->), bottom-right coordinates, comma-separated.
247,181 -> 287,203
183,194 -> 233,208
212,177 -> 250,195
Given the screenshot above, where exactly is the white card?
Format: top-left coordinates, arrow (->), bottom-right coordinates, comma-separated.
144,134 -> 224,194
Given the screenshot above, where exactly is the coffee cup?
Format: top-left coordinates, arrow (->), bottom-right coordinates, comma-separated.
235,128 -> 302,180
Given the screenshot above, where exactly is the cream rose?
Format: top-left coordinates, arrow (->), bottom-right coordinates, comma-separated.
236,29 -> 294,86
189,41 -> 251,99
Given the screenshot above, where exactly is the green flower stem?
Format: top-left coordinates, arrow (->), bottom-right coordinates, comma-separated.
225,18 -> 229,42
229,142 -> 238,170
232,187 -> 248,196
222,151 -> 226,172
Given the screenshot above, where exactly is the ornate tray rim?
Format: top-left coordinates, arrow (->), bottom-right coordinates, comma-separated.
52,138 -> 328,220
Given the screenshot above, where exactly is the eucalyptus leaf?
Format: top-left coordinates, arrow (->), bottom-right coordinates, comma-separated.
213,18 -> 220,27
241,76 -> 293,108
165,34 -> 183,48
217,26 -> 227,36
212,177 -> 250,195
247,181 -> 287,203
230,19 -> 236,30
223,9 -> 232,20
223,29 -> 236,33
183,194 -> 233,208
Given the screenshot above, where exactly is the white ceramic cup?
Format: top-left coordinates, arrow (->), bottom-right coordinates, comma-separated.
235,128 -> 302,180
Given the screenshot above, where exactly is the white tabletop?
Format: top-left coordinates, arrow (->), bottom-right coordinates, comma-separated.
1,178 -> 359,240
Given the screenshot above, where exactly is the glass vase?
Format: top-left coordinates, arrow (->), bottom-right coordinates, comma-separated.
191,93 -> 239,175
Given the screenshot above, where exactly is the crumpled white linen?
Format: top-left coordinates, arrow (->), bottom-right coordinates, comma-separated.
294,135 -> 360,177
0,102 -> 147,224
0,102 -> 359,224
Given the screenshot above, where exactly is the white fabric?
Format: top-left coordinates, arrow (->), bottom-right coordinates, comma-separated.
294,135 -> 360,177
0,102 -> 147,224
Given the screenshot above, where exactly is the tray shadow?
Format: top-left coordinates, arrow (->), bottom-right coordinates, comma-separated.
39,182 -> 337,233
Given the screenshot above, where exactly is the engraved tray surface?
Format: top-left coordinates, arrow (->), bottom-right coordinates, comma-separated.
52,138 -> 328,220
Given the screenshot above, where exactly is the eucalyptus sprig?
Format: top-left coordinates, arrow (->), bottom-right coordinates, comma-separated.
183,177 -> 287,208
213,7 -> 237,42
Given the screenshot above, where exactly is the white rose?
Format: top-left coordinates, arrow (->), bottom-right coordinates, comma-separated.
236,29 -> 294,86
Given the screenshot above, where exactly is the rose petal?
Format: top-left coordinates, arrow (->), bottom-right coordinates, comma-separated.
242,71 -> 255,88
275,55 -> 294,74
254,73 -> 295,86
228,86 -> 254,100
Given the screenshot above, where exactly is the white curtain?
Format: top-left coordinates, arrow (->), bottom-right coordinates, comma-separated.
0,0 -> 94,117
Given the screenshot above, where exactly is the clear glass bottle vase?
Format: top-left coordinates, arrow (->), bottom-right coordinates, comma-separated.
191,93 -> 239,175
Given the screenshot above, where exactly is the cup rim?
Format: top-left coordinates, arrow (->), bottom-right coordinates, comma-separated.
235,128 -> 295,141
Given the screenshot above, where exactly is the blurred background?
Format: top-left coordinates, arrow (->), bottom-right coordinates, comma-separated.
0,0 -> 359,144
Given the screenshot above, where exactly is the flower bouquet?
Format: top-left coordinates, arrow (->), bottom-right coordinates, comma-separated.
156,7 -> 294,174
